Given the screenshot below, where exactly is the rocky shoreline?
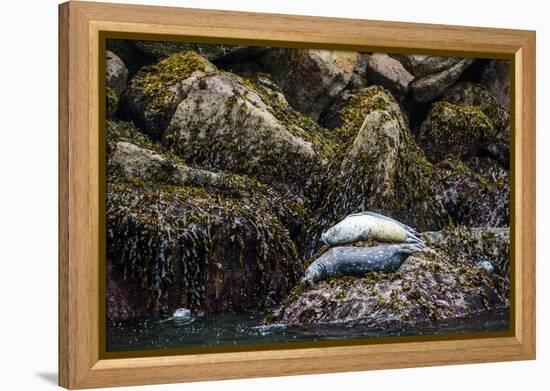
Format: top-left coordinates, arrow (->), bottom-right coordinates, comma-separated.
105,40 -> 510,326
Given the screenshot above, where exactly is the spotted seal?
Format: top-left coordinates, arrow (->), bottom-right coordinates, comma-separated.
301,243 -> 425,285
321,211 -> 422,246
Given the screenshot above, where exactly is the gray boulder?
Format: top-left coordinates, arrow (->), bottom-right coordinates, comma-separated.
409,58 -> 475,103
261,48 -> 359,120
105,51 -> 128,117
392,54 -> 462,78
366,53 -> 414,100
162,70 -> 337,197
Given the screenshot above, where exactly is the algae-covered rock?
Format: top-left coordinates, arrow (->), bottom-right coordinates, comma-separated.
261,48 -> 359,120
480,60 -> 510,111
162,71 -> 338,198
418,101 -> 496,162
435,158 -> 509,228
366,53 -> 414,100
443,82 -> 510,167
316,86 -> 448,240
269,226 -> 509,325
123,51 -> 217,139
106,122 -> 307,319
410,58 -> 475,103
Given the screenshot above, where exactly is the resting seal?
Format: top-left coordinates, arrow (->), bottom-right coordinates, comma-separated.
302,243 -> 425,285
321,211 -> 422,246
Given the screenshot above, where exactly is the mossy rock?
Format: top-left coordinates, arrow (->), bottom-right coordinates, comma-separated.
312,86 -> 448,250
270,226 -> 509,325
162,70 -> 339,200
418,101 -> 497,162
122,51 -> 217,139
442,82 -> 510,167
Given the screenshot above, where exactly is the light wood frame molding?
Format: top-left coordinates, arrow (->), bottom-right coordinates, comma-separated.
59,1 -> 536,388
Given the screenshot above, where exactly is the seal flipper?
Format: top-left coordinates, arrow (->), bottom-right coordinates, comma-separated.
351,211 -> 420,236
398,242 -> 426,256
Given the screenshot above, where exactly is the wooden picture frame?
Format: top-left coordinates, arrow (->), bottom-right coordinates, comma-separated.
59,1 -> 536,388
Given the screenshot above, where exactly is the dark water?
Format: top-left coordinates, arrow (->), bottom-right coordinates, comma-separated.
106,309 -> 509,352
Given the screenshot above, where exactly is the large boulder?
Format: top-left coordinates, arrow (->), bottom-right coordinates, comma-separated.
269,226 -> 509,326
366,53 -> 414,100
316,86 -> 448,241
106,121 -> 307,319
162,71 -> 338,198
418,101 -> 496,162
480,60 -> 510,111
261,48 -> 359,120
442,82 -> 510,167
409,58 -> 475,103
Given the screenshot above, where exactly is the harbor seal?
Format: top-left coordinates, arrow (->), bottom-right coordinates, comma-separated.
301,242 -> 425,285
321,211 -> 422,246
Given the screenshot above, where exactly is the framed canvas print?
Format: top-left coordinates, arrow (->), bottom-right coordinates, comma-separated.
59,1 -> 536,389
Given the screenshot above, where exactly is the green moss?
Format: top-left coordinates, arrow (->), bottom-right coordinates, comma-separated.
106,86 -> 119,116
421,101 -> 496,161
128,51 -> 214,138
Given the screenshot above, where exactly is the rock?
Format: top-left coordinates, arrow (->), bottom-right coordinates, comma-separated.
105,51 -> 128,117
122,51 -> 217,139
392,54 -> 462,78
315,86 -> 448,241
106,122 -> 307,319
106,51 -> 128,95
270,226 -> 509,325
346,52 -> 370,90
409,58 -> 475,103
435,158 -> 509,228
162,70 -> 338,198
106,39 -> 153,78
480,60 -> 510,111
443,82 -> 510,167
131,41 -> 253,62
366,53 -> 414,100
418,101 -> 496,162
261,48 -> 359,120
